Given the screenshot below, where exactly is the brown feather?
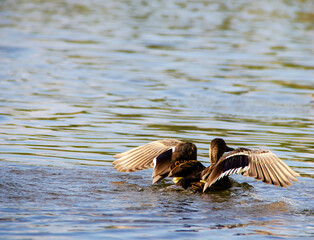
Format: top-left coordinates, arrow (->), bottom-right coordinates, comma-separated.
202,163 -> 224,191
113,138 -> 299,193
270,162 -> 289,187
278,160 -> 299,179
168,160 -> 204,177
259,158 -> 271,184
264,162 -> 281,186
113,139 -> 182,172
203,147 -> 299,192
152,149 -> 173,180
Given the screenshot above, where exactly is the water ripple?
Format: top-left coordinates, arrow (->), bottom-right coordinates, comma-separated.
0,0 -> 313,239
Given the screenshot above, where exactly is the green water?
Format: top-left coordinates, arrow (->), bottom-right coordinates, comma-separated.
0,0 -> 313,239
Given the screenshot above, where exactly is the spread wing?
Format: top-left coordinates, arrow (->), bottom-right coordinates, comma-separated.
113,139 -> 182,172
203,148 -> 300,192
152,148 -> 173,184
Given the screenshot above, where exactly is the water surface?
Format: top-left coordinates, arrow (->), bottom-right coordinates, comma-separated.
0,0 -> 313,239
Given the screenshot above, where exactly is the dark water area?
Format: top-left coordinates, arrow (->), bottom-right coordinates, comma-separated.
0,0 -> 313,239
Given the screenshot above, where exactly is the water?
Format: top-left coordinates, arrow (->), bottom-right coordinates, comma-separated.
0,0 -> 313,239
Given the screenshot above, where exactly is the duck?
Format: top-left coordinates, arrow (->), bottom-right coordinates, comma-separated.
113,138 -> 299,192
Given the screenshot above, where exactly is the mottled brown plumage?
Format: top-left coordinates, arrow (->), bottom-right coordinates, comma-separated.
113,138 -> 300,192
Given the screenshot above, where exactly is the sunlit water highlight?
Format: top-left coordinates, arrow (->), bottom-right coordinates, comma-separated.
0,0 -> 313,239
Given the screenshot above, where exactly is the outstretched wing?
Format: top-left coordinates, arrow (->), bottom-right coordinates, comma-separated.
203,148 -> 300,192
113,139 -> 182,172
152,148 -> 174,184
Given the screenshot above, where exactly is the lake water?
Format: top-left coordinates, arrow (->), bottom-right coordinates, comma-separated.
0,0 -> 313,239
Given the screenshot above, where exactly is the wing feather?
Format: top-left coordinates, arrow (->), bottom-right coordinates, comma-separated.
255,158 -> 265,181
269,162 -> 290,187
270,154 -> 291,187
113,139 -> 182,172
116,147 -> 158,172
259,155 -> 273,184
264,161 -> 281,186
247,156 -> 258,178
203,148 -> 299,192
277,160 -> 299,179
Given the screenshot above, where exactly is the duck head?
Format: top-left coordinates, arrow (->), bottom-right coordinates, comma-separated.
209,138 -> 234,164
172,142 -> 197,161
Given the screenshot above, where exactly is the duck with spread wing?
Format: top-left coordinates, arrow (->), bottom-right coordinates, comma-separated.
113,138 -> 299,192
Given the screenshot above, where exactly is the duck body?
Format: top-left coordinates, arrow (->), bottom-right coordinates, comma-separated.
113,138 -> 299,193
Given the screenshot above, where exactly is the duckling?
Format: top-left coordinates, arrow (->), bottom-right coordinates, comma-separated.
113,138 -> 299,192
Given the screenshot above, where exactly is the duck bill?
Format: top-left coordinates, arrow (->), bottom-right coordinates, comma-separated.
226,146 -> 234,152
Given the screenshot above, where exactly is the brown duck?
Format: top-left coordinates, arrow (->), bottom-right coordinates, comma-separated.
113,138 -> 299,192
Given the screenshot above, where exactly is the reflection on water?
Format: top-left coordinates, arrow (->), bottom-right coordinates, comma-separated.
0,0 -> 313,239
